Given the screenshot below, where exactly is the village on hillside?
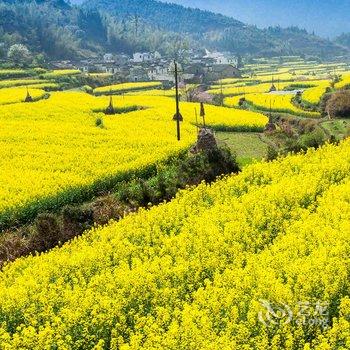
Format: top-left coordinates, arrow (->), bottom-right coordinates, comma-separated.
51,50 -> 240,84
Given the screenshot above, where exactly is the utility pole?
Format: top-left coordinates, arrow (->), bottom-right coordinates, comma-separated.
173,60 -> 182,141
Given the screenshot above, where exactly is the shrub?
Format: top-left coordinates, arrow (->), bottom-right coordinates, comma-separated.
325,90 -> 350,119
266,144 -> 279,161
238,97 -> 246,106
95,118 -> 104,128
115,147 -> 240,207
31,213 -> 61,252
298,119 -> 318,133
212,93 -> 225,106
61,206 -> 94,239
300,128 -> 327,149
82,85 -> 93,94
320,93 -> 332,117
204,146 -> 240,181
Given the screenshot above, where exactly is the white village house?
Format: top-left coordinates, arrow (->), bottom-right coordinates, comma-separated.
132,51 -> 162,63
204,50 -> 238,67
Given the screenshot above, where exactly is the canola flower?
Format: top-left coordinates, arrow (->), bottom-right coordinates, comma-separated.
226,92 -> 320,118
215,61 -> 344,89
0,87 -> 46,105
208,82 -> 292,96
19,82 -> 60,90
0,69 -> 34,79
301,80 -> 331,105
0,140 -> 349,348
42,69 -> 81,79
0,79 -> 50,89
126,88 -> 176,97
335,72 -> 350,89
0,92 -> 267,228
94,81 -> 163,95
284,79 -> 326,89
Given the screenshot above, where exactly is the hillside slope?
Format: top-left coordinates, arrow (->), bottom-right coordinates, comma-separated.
159,0 -> 350,38
0,0 -> 347,59
0,139 -> 349,347
83,0 -> 347,57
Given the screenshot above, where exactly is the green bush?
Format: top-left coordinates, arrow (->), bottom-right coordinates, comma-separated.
266,145 -> 279,161
115,147 -> 240,207
300,128 -> 326,149
82,85 -> 93,94
95,118 -> 104,128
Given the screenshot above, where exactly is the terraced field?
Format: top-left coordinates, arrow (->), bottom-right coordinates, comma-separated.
0,91 -> 267,229
0,58 -> 350,349
211,60 -> 350,118
0,138 -> 349,349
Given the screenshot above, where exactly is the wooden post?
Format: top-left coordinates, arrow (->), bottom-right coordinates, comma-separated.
174,60 -> 181,141
200,102 -> 206,127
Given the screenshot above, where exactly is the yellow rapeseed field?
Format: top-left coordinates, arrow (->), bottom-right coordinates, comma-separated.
301,80 -> 331,105
19,82 -> 60,90
0,79 -> 50,88
0,87 -> 46,105
0,92 -> 267,228
0,69 -> 33,79
226,92 -> 320,118
208,82 -> 292,96
42,69 -> 81,79
335,72 -> 350,89
94,81 -> 163,95
126,88 -> 176,97
0,139 -> 349,348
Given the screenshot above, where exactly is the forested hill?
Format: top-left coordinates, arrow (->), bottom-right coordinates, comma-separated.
1,0 -> 68,7
83,0 -> 244,34
0,0 -> 347,60
82,0 -> 348,57
157,0 -> 350,38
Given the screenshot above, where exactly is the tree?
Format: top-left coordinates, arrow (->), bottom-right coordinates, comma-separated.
7,44 -> 31,66
33,53 -> 46,67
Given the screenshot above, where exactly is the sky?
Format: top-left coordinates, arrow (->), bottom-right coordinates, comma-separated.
70,0 -> 350,38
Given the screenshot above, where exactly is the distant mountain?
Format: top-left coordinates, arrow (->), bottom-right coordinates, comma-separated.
2,0 -> 69,7
83,0 -> 347,57
160,0 -> 350,38
83,0 -> 244,33
0,0 -> 347,60
336,33 -> 350,49
69,0 -> 84,3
